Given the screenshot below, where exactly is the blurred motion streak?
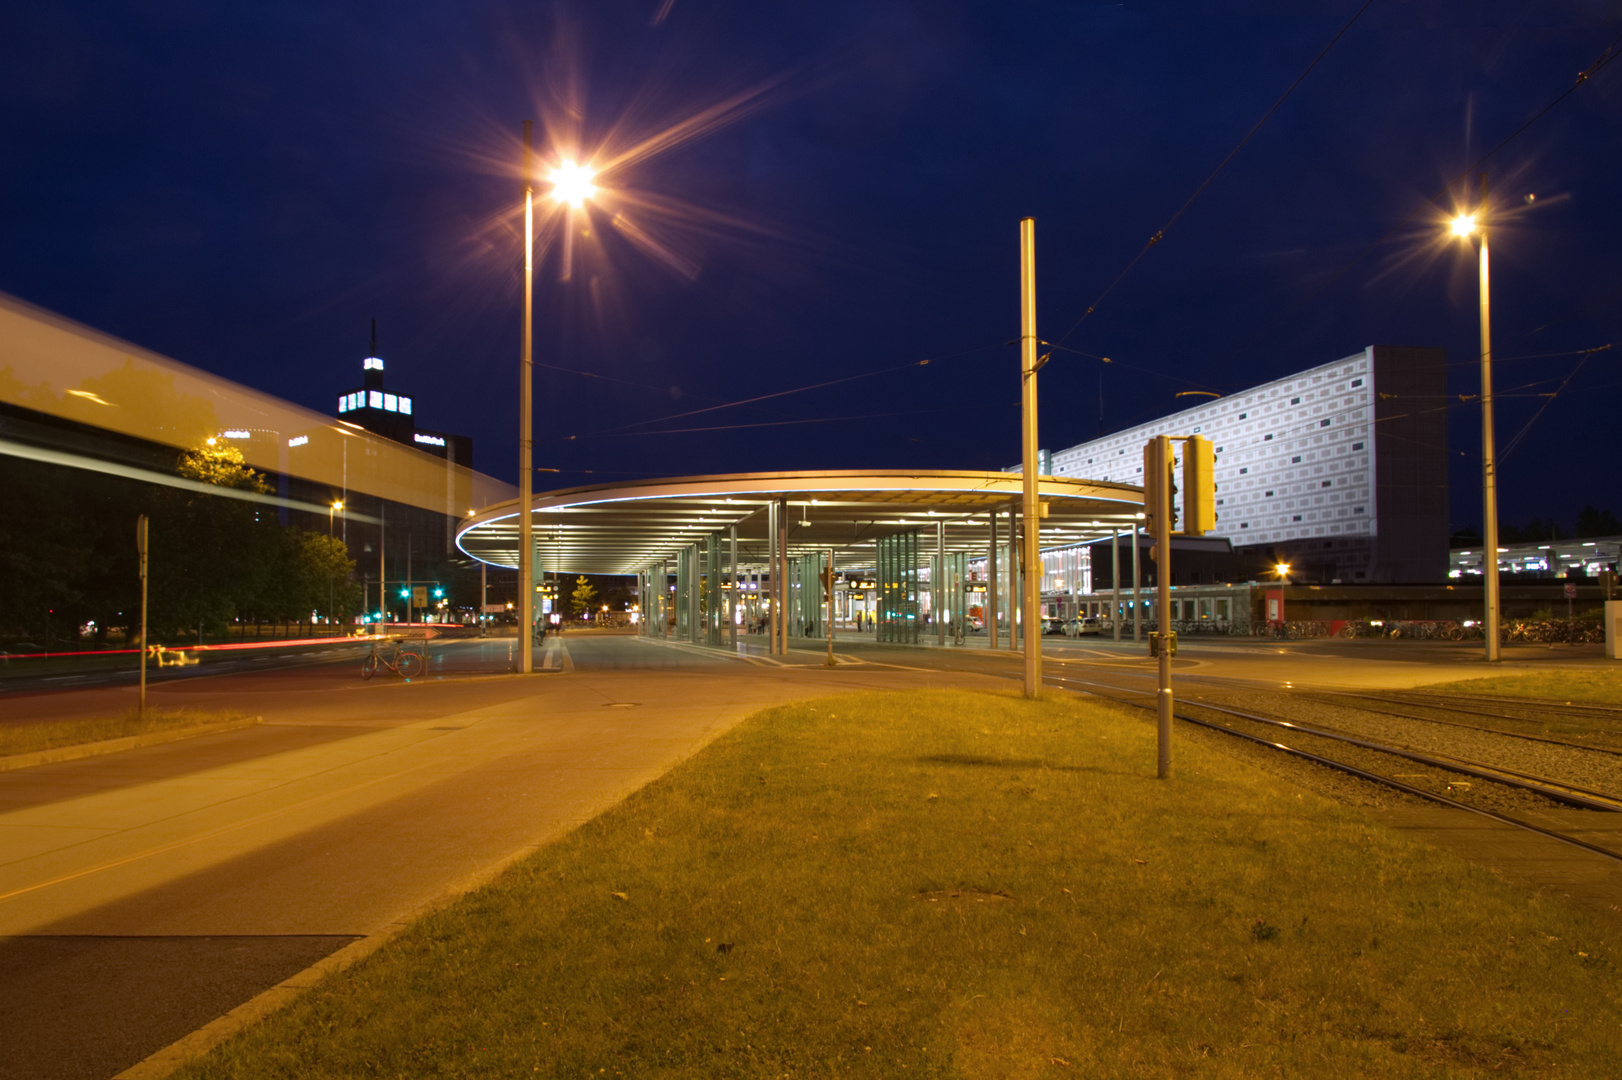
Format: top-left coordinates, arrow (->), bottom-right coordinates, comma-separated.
0,292 -> 514,516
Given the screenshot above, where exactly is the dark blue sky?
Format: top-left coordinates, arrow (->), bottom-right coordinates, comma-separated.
3,1 -> 1618,534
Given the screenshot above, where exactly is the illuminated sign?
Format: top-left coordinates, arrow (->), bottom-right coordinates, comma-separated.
399,397 -> 412,415
288,435 -> 309,447
337,396 -> 348,413
414,433 -> 446,447
369,391 -> 382,409
965,582 -> 988,594
222,430 -> 251,439
383,393 -> 398,412
364,357 -> 384,370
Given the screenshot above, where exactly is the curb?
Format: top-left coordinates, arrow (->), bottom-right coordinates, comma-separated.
111,832 -> 558,1079
0,716 -> 264,773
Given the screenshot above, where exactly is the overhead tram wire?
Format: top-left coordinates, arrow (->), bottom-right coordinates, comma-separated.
560,340 -> 1007,442
1214,26 -> 1622,374
574,400 -> 1020,438
1054,0 -> 1378,348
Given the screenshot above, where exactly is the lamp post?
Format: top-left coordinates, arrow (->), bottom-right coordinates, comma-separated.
328,500 -> 343,536
1452,173 -> 1501,662
519,121 -> 535,673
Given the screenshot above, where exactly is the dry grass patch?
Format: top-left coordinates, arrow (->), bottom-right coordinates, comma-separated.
0,706 -> 255,758
179,689 -> 1622,1078
1421,667 -> 1622,706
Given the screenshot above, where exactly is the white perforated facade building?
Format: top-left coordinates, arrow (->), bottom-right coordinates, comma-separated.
1046,346 -> 1449,582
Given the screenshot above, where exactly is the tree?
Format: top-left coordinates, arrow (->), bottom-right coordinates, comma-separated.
148,438 -> 278,637
569,575 -> 598,617
1575,505 -> 1622,539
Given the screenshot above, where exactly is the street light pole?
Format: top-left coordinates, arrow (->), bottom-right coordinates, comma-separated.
518,120 -> 535,674
1477,175 -> 1501,663
1019,217 -> 1041,698
1453,174 -> 1501,662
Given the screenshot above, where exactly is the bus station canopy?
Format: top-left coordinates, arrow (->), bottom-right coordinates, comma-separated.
456,469 -> 1145,577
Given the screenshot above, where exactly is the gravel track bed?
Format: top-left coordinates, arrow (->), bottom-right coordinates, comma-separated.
1347,693 -> 1622,749
1186,687 -> 1622,804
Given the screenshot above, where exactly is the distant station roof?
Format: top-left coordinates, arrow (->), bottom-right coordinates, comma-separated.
456,469 -> 1145,576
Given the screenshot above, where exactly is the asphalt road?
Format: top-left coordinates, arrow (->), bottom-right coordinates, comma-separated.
0,632 -> 989,1080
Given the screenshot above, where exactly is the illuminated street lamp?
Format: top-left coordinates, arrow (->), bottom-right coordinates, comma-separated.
1275,561 -> 1291,582
1451,175 -> 1501,662
328,500 -> 343,536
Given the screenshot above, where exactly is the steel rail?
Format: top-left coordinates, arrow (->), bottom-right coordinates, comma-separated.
1042,673 -> 1622,864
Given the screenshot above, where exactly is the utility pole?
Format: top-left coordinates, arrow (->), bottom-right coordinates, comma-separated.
518,119 -> 536,673
136,515 -> 149,717
1019,217 -> 1041,697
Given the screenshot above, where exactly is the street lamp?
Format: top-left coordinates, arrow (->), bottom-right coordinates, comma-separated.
1275,561 -> 1291,582
1451,174 -> 1501,662
328,500 -> 343,536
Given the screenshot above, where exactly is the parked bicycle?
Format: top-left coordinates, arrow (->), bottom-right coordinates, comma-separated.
362,639 -> 423,680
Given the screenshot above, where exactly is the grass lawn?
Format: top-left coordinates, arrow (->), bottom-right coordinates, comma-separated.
180,689 -> 1620,1078
0,706 -> 255,758
1420,668 -> 1622,706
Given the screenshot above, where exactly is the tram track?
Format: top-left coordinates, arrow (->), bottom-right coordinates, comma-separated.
1037,669 -> 1622,864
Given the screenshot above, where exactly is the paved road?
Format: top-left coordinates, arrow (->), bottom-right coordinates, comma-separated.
0,633 -> 987,1080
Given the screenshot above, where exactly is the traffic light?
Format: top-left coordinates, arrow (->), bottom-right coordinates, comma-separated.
1181,434 -> 1216,536
1141,436 -> 1177,540
819,564 -> 835,599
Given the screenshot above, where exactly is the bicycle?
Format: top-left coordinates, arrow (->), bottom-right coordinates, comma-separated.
362,639 -> 423,680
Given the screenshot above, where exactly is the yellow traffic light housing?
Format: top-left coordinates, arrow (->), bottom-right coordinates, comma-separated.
1181,434 -> 1216,536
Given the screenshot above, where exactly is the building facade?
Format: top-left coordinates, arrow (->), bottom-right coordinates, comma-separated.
1045,346 -> 1448,583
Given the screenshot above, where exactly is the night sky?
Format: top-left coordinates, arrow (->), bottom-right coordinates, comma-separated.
3,1 -> 1618,536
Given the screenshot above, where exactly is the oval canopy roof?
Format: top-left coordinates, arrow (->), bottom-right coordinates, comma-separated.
456,469 -> 1145,577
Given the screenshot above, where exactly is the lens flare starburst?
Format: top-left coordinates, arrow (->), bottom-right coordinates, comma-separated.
548,160 -> 597,208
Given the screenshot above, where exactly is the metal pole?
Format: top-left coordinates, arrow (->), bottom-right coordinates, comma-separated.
826,548 -> 835,666
480,561 -> 486,637
1478,172 -> 1501,663
1153,437 -> 1174,779
936,520 -> 946,648
1112,532 -> 1121,642
1132,524 -> 1142,643
780,499 -> 790,654
1019,217 -> 1041,696
378,502 -> 385,627
730,525 -> 739,650
988,511 -> 999,649
136,515 -> 148,716
518,120 -> 535,673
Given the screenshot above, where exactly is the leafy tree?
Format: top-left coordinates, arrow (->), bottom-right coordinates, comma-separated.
569,575 -> 598,617
1575,505 -> 1622,538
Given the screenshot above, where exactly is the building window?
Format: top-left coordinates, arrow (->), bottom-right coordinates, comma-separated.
1241,523 -> 1249,529
1319,418 -> 1331,427
1239,467 -> 1248,474
1291,456 -> 1301,463
383,393 -> 398,412
369,391 -> 383,409
338,396 -> 348,413
1351,378 -> 1363,387
1352,441 -> 1364,451
1265,490 -> 1274,497
1354,506 -> 1365,513
1239,413 -> 1247,420
399,397 -> 412,416
1264,433 -> 1273,441
1293,515 -> 1302,521
1321,480 -> 1332,488
1290,397 -> 1300,405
